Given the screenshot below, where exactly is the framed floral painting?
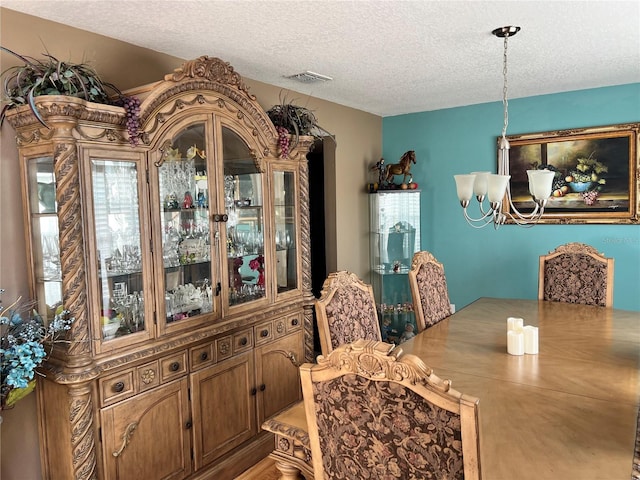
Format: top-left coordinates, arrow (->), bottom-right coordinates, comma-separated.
502,122 -> 639,224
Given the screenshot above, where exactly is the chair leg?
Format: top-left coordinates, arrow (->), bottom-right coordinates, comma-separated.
275,460 -> 303,480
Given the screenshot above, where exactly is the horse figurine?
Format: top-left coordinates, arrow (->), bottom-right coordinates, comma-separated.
384,150 -> 416,185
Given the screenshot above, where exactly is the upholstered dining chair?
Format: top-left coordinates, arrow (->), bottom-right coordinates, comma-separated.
314,270 -> 382,355
409,250 -> 452,331
538,242 -> 614,307
300,339 -> 482,480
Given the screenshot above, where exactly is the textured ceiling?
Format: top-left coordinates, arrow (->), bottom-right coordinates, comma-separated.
2,0 -> 640,117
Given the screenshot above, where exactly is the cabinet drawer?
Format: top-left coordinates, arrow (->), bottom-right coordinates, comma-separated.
273,317 -> 287,338
100,370 -> 135,406
287,313 -> 302,333
254,321 -> 273,346
233,328 -> 253,353
160,351 -> 188,383
136,360 -> 160,393
191,342 -> 215,370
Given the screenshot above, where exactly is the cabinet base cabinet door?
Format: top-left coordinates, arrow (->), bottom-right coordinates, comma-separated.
100,378 -> 192,480
190,352 -> 257,470
256,330 -> 304,423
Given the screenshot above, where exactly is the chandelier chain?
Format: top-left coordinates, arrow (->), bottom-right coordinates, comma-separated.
502,36 -> 509,138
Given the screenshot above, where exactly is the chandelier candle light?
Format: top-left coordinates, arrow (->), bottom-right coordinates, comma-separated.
454,26 -> 555,228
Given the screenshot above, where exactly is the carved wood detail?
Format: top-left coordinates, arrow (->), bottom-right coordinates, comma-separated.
69,384 -> 98,480
14,126 -> 56,146
6,97 -> 126,131
165,56 -> 255,99
318,340 -> 457,394
54,142 -> 92,360
139,82 -> 274,144
293,138 -> 316,362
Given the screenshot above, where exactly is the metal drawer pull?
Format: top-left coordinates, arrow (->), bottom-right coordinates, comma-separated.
259,384 -> 266,391
170,362 -> 180,372
112,381 -> 125,393
239,337 -> 248,346
112,422 -> 138,457
291,318 -> 299,326
260,329 -> 269,337
200,352 -> 209,361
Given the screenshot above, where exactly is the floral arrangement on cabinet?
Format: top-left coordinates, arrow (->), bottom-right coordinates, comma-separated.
0,47 -> 142,146
249,255 -> 265,288
266,94 -> 332,158
0,290 -> 74,409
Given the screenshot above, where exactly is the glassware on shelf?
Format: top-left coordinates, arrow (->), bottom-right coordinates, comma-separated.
164,282 -> 211,323
159,159 -> 196,210
106,290 -> 145,338
224,175 -> 235,209
42,234 -> 61,279
92,158 -> 145,340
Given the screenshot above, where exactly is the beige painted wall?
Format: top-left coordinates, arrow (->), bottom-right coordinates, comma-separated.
0,8 -> 380,479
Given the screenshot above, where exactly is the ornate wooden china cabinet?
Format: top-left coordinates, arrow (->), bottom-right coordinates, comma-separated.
6,57 -> 314,480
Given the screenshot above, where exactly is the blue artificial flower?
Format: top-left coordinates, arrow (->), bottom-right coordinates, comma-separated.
1,291 -> 75,406
9,311 -> 23,326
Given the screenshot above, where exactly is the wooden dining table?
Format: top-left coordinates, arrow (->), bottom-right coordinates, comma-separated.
262,297 -> 640,480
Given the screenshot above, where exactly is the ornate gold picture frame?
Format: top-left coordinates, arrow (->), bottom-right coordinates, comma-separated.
502,122 -> 639,224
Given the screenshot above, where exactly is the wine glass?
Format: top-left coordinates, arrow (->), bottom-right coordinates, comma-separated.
42,234 -> 61,279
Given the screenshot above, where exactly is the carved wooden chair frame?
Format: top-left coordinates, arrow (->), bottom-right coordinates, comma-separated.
300,340 -> 481,480
314,271 -> 381,355
408,251 -> 452,331
538,242 -> 614,307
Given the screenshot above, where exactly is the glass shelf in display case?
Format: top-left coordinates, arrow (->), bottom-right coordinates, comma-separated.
369,190 -> 421,343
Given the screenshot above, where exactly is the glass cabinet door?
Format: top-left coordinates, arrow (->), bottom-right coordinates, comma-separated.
26,156 -> 62,322
157,123 -> 214,327
273,170 -> 298,293
223,127 -> 266,306
369,190 -> 421,340
91,158 -> 148,341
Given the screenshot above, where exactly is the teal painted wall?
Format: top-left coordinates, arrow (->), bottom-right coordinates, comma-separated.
383,84 -> 640,311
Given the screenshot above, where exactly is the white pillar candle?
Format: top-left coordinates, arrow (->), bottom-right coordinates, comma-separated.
507,330 -> 524,356
507,317 -> 524,332
523,325 -> 539,355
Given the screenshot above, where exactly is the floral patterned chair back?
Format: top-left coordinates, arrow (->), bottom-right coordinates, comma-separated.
409,251 -> 452,331
300,340 -> 482,480
538,243 -> 614,307
315,271 -> 382,355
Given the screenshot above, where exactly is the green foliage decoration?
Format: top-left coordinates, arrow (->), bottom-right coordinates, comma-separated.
0,46 -> 124,127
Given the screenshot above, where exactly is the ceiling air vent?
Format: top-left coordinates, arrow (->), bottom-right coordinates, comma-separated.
285,71 -> 333,83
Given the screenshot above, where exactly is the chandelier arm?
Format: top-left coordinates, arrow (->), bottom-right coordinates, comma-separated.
476,199 -> 494,217
462,207 -> 498,228
504,181 -> 550,222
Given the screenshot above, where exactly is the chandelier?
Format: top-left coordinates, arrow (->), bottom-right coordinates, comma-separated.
454,26 -> 554,228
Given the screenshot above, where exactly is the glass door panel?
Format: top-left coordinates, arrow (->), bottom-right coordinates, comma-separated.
223,127 -> 265,306
92,159 -> 146,340
27,156 -> 62,321
273,171 -> 298,293
158,123 -> 213,324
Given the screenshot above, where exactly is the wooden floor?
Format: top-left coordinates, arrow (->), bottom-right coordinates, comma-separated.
234,455 -> 281,480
